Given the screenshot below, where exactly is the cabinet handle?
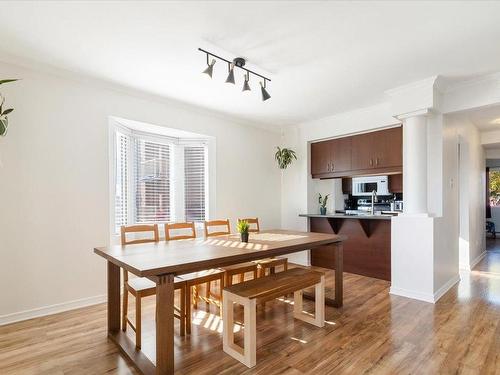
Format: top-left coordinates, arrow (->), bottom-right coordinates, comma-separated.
327,163 -> 330,172
376,158 -> 379,166
331,163 -> 334,171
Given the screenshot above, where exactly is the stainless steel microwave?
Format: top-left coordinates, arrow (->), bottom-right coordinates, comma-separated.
352,176 -> 390,196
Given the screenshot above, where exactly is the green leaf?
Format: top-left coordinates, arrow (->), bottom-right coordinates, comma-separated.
0,118 -> 7,136
0,79 -> 19,85
1,108 -> 13,116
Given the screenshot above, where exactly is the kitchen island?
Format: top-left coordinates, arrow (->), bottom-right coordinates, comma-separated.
299,213 -> 393,280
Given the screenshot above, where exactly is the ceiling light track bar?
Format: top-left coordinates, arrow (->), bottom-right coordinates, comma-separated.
198,48 -> 271,83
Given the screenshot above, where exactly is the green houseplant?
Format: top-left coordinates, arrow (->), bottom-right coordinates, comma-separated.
237,219 -> 250,243
318,193 -> 330,215
0,79 -> 19,137
275,147 -> 297,169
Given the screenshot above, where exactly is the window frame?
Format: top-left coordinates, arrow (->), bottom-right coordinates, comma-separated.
109,119 -> 212,236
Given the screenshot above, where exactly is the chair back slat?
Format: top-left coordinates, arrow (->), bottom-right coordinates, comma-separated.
165,222 -> 196,241
238,218 -> 260,233
120,224 -> 159,245
204,219 -> 231,237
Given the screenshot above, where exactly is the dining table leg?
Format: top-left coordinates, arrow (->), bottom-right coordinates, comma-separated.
333,242 -> 343,308
156,274 -> 175,375
108,261 -> 121,334
304,242 -> 343,308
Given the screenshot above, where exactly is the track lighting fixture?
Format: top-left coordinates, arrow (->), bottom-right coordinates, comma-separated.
260,80 -> 271,101
199,48 -> 271,101
202,57 -> 216,78
225,63 -> 235,84
242,73 -> 251,92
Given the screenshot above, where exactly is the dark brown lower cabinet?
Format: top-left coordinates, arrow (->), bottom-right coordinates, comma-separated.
310,217 -> 391,281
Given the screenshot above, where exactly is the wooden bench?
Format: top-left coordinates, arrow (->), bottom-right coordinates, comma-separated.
222,268 -> 325,368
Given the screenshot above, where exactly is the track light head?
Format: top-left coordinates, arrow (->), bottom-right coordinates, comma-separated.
225,63 -> 235,84
260,81 -> 271,101
242,73 -> 251,92
202,58 -> 216,78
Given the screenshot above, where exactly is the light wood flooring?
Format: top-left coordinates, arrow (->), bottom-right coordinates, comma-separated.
1,245 -> 500,374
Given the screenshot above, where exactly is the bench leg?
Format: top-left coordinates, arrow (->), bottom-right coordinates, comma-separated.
223,292 -> 257,368
293,276 -> 325,328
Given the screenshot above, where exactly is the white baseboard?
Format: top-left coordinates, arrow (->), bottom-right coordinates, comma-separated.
389,286 -> 435,303
390,274 -> 460,304
470,251 -> 487,270
433,274 -> 460,302
460,251 -> 487,271
0,294 -> 106,326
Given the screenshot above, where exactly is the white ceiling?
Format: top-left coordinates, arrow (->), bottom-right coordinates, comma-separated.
2,1 -> 500,128
466,104 -> 500,132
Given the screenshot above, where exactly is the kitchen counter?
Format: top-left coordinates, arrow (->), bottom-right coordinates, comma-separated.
299,213 -> 395,220
300,213 -> 392,280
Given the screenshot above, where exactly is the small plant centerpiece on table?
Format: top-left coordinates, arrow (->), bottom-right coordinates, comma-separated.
237,219 -> 250,243
0,79 -> 19,137
318,193 -> 330,215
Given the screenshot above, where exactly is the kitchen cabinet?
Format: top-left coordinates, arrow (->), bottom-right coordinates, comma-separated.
311,126 -> 402,178
389,173 -> 403,193
351,127 -> 402,171
342,178 -> 352,194
310,140 -> 330,176
310,137 -> 351,176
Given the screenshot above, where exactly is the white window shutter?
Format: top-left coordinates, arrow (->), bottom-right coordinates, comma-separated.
184,146 -> 206,222
134,139 -> 171,223
114,132 -> 129,232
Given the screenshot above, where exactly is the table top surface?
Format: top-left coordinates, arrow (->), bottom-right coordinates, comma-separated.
94,229 -> 344,277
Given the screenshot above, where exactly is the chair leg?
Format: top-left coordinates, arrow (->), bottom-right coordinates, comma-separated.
193,285 -> 198,309
180,286 -> 186,336
135,294 -> 142,349
205,282 -> 211,311
186,285 -> 192,335
218,274 -> 224,316
122,286 -> 128,332
225,273 -> 232,288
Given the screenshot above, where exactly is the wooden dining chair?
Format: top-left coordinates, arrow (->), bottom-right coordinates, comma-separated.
205,219 -> 258,292
165,222 -> 225,335
238,217 -> 289,278
121,224 -> 187,349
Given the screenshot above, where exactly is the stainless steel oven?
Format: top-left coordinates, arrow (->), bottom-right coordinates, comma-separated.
352,176 -> 390,196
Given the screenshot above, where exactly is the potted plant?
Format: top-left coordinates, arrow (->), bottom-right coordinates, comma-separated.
237,219 -> 250,243
318,193 -> 329,215
275,147 -> 297,169
0,79 -> 19,137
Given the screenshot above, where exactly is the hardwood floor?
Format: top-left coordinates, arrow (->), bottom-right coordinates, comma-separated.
1,249 -> 500,375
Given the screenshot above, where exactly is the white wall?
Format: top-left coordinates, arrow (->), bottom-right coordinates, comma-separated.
444,115 -> 486,270
0,61 -> 281,323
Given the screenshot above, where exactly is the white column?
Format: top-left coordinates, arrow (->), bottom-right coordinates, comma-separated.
403,113 -> 428,215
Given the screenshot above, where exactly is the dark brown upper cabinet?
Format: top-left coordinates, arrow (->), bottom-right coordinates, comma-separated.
311,126 -> 402,179
311,137 -> 352,177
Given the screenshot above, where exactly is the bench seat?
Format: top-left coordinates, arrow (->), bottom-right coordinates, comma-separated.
222,268 -> 325,368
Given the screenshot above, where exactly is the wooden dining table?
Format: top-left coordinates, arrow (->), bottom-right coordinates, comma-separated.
94,229 -> 345,375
